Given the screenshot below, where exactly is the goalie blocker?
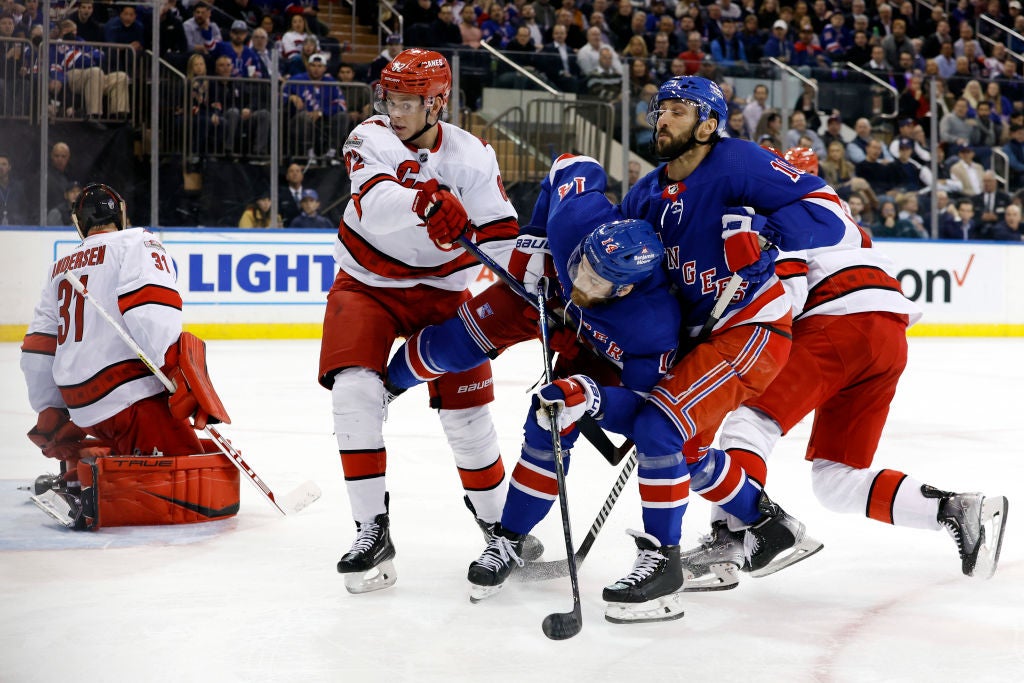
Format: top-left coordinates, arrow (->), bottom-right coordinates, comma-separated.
41,443 -> 240,530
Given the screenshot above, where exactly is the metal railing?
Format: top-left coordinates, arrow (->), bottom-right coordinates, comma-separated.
46,40 -> 137,126
0,36 -> 32,121
843,62 -> 899,122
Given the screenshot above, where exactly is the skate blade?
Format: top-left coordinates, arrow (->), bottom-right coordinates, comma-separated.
343,560 -> 397,594
748,535 -> 824,578
468,583 -> 505,604
30,490 -> 76,528
605,592 -> 685,624
683,562 -> 741,592
971,496 -> 1008,580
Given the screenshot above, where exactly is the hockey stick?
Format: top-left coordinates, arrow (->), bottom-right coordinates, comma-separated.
456,235 -> 631,466
64,271 -> 321,516
517,270 -> 747,581
536,278 -> 583,641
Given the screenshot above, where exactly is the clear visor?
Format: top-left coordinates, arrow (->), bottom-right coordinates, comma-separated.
373,87 -> 437,116
645,98 -> 704,128
567,245 -> 617,300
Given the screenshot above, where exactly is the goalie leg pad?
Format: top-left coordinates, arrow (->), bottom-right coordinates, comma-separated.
77,453 -> 240,528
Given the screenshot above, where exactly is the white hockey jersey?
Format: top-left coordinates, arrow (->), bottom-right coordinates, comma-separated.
21,228 -> 183,427
776,222 -> 923,325
337,115 -> 518,291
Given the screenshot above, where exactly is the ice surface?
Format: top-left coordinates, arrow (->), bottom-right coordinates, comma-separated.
1,338 -> 1022,682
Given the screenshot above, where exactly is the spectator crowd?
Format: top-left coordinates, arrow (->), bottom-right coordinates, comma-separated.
1,0 -> 1023,239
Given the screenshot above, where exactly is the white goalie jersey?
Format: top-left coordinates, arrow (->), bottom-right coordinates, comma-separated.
337,115 -> 518,291
20,228 -> 183,427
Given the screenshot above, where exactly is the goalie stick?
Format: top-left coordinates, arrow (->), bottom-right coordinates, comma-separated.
535,278 -> 583,641
456,235 -> 630,466
63,271 -> 321,517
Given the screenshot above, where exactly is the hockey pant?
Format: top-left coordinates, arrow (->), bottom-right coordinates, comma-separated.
332,367 -> 508,524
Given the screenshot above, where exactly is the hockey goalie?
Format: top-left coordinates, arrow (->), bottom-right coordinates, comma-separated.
20,183 -> 239,530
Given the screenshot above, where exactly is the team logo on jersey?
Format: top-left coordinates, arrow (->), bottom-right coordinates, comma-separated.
662,183 -> 683,201
419,151 -> 429,163
475,303 -> 494,319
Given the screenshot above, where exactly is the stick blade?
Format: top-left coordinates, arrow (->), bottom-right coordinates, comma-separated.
278,480 -> 322,514
542,608 -> 582,640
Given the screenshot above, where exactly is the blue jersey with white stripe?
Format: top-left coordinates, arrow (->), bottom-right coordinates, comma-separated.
621,137 -> 849,334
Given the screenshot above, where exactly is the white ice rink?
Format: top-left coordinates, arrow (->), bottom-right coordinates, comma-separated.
1,337 -> 1022,682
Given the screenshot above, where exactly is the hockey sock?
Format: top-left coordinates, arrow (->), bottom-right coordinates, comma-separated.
690,448 -> 764,526
502,448 -> 567,536
810,459 -> 942,530
332,367 -> 388,522
637,452 -> 689,546
439,406 -> 506,523
387,317 -> 490,391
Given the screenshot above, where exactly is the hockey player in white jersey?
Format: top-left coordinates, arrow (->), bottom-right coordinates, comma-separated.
319,48 -> 540,594
21,183 -> 236,530
682,149 -> 1009,588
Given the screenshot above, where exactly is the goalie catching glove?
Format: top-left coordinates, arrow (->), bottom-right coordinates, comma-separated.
163,332 -> 231,430
721,206 -> 777,284
535,374 -> 603,434
412,178 -> 473,246
28,407 -> 87,461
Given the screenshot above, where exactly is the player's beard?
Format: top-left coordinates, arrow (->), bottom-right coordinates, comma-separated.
570,288 -> 610,309
654,121 -> 705,162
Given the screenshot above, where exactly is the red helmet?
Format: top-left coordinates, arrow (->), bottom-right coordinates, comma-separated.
784,146 -> 819,175
378,48 -> 451,109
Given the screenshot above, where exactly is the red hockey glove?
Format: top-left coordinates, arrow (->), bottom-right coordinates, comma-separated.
412,178 -> 473,246
164,333 -> 231,431
535,374 -> 603,434
722,206 -> 777,283
27,407 -> 88,461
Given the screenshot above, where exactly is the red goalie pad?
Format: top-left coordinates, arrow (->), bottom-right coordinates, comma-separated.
165,332 -> 231,430
77,452 -> 240,529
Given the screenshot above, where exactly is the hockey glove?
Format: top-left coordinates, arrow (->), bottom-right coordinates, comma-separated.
508,225 -> 557,299
412,178 -> 473,246
722,206 -> 777,283
164,333 -> 231,431
535,374 -> 603,435
28,407 -> 88,461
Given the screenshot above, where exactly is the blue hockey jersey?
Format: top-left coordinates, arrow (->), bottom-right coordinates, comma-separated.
621,137 -> 850,336
529,155 -> 680,393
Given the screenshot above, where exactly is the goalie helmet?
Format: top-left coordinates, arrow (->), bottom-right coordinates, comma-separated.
375,48 -> 451,113
783,146 -> 819,175
71,183 -> 127,239
569,219 -> 664,298
646,76 -> 728,131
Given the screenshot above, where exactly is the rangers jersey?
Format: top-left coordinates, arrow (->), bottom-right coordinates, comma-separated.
531,155 -> 680,393
621,137 -> 850,336
338,115 -> 518,291
21,229 -> 182,427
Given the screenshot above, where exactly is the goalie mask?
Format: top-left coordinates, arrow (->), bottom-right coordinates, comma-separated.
72,183 -> 127,239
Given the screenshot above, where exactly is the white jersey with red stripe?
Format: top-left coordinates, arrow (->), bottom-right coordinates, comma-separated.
775,221 -> 923,325
337,115 -> 518,291
20,228 -> 183,427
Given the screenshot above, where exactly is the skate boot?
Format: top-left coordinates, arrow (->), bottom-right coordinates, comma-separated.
603,529 -> 685,624
463,496 -> 544,562
922,485 -> 1008,579
34,472 -> 62,495
680,521 -> 744,591
467,524 -> 528,603
743,492 -> 823,578
336,509 -> 397,594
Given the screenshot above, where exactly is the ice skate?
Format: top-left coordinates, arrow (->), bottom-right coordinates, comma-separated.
467,524 -> 527,603
923,485 -> 1009,579
30,479 -> 88,530
603,530 -> 685,624
336,511 -> 397,594
680,520 -> 744,591
464,496 -> 544,562
743,492 -> 823,578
